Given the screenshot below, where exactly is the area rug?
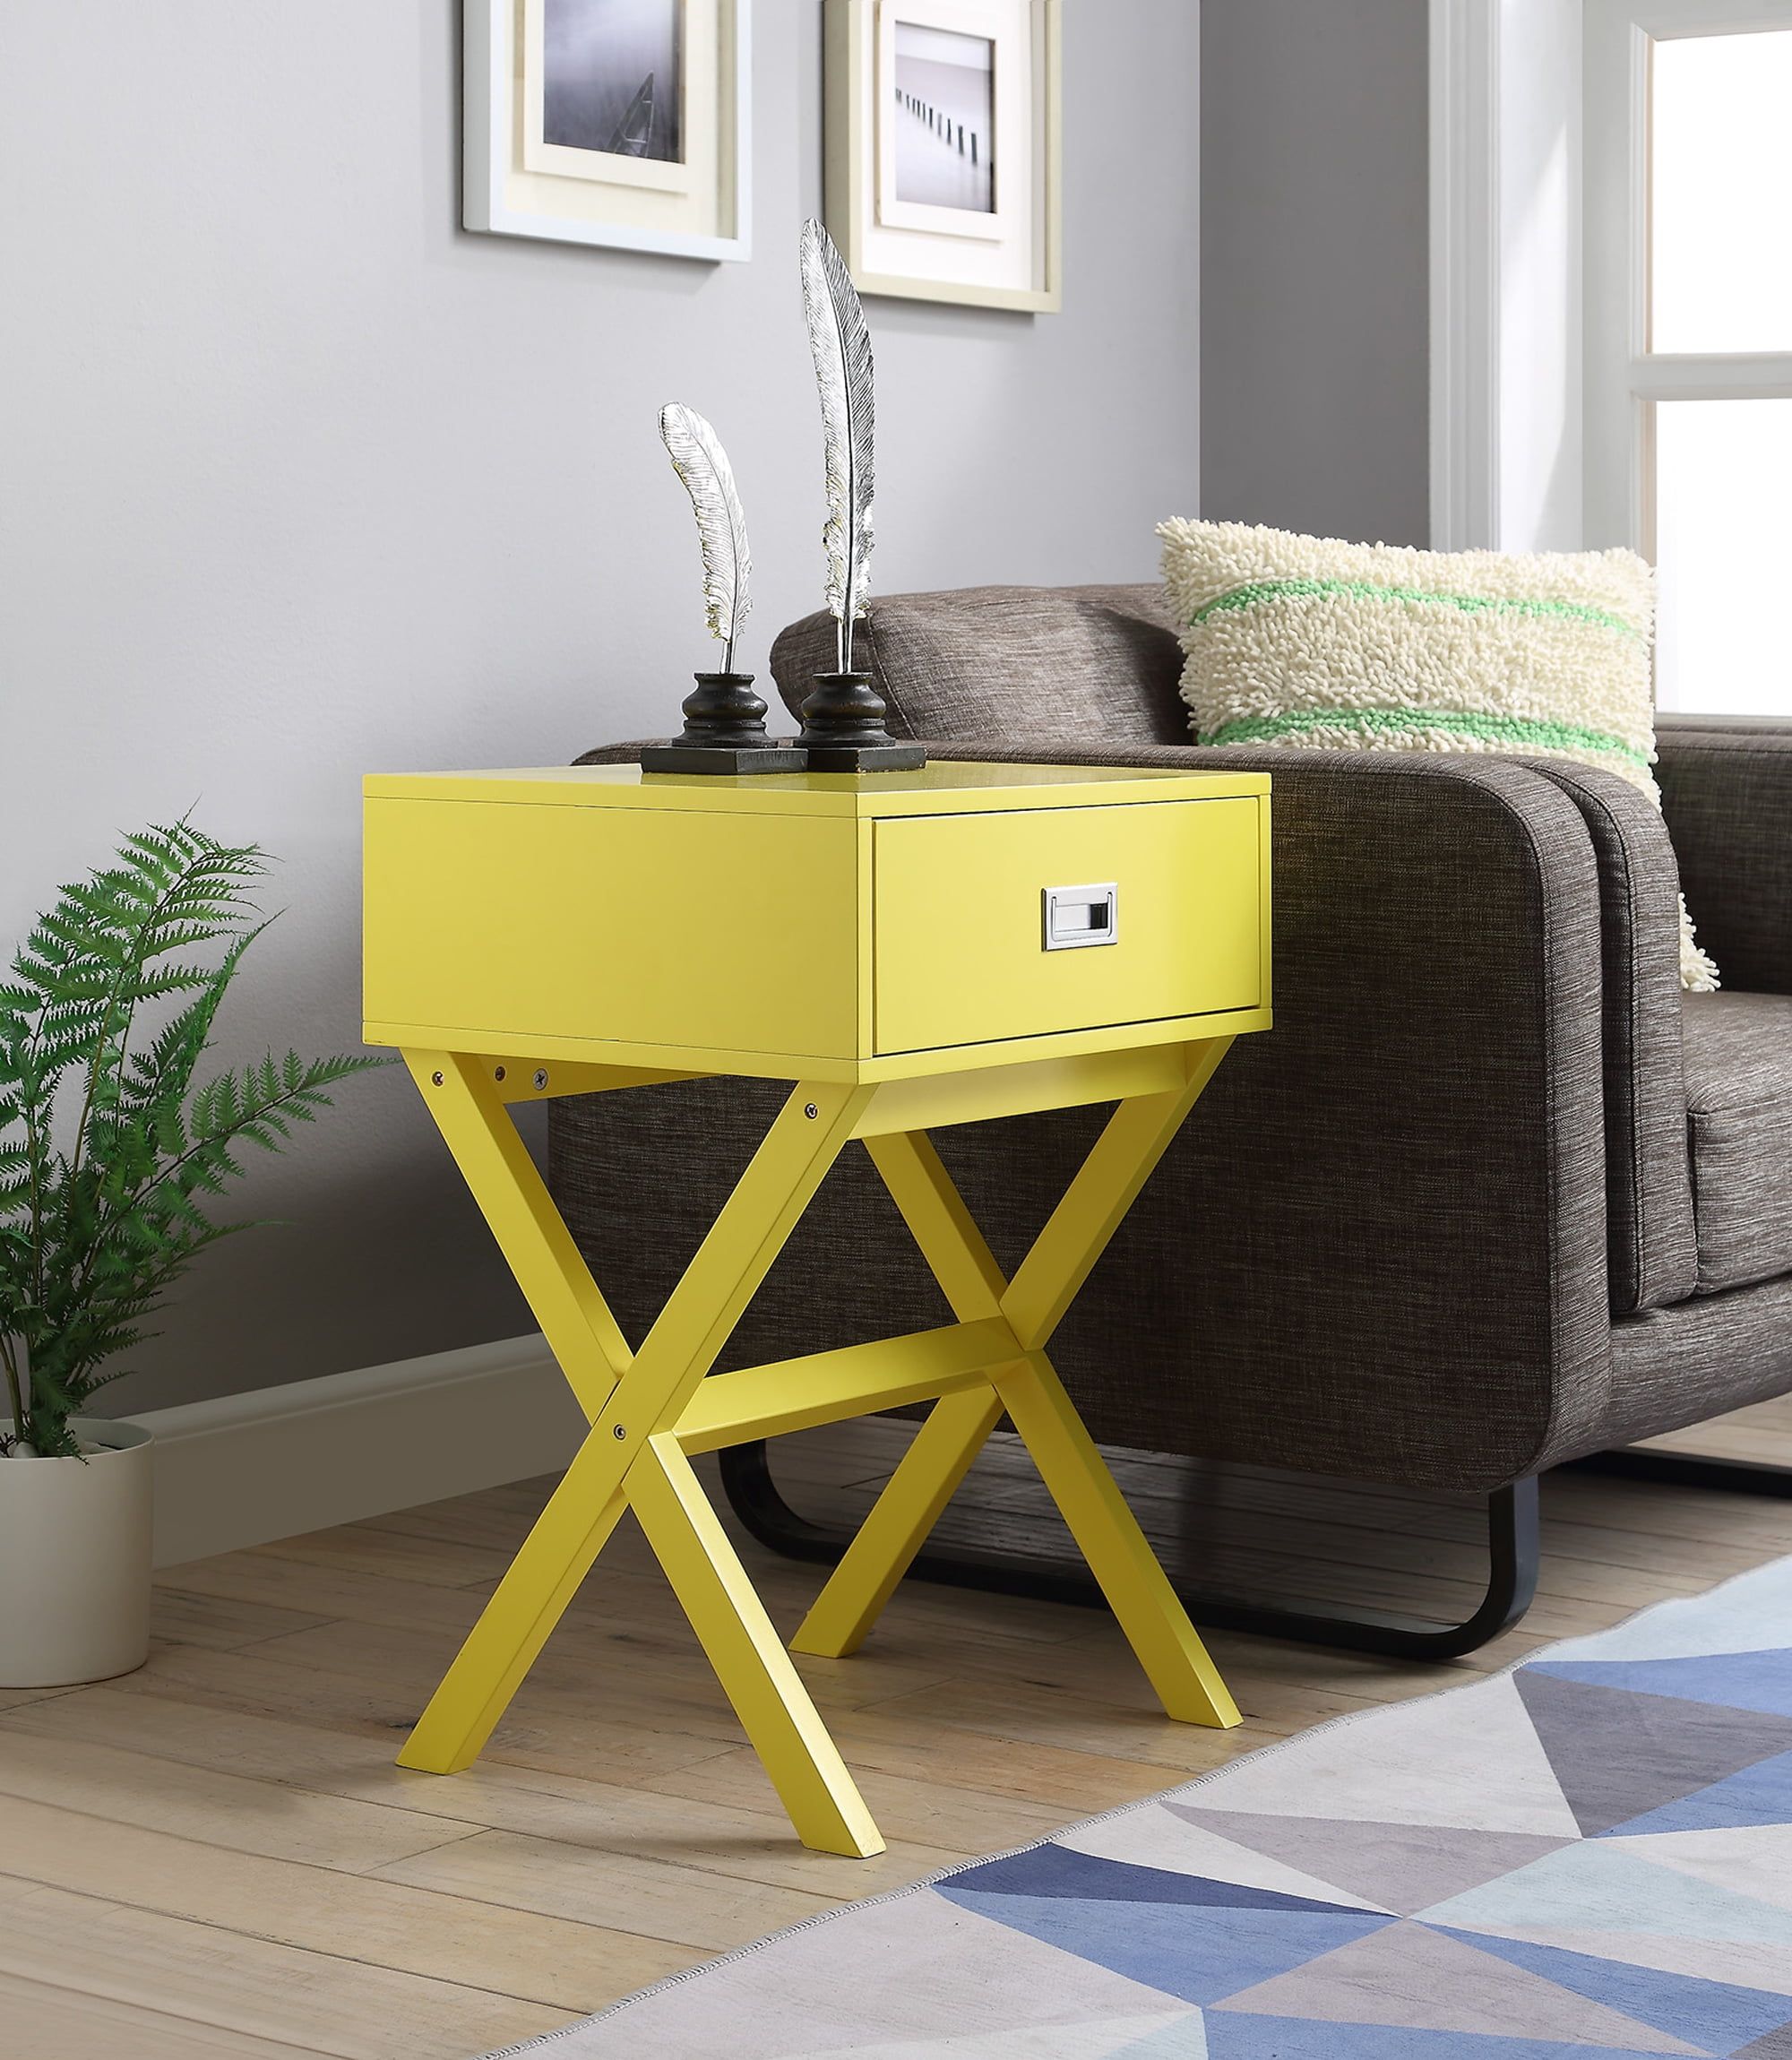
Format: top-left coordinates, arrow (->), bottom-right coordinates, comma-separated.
492,1557 -> 1792,2058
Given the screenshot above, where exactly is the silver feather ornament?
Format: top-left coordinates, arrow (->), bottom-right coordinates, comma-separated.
659,403 -> 754,672
798,220 -> 874,673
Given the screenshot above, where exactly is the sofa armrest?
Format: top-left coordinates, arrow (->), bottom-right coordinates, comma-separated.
1519,763 -> 1696,1314
548,737 -> 1617,1492
1656,715 -> 1792,995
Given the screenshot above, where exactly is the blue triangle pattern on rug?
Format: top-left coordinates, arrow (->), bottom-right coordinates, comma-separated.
1201,2019 -> 1707,2059
1514,1671 -> 1792,1837
1605,1751 -> 1792,1839
1105,2015 -> 1210,2057
1530,1651 -> 1792,1720
1419,1836 -> 1792,1943
1437,1927 -> 1792,2052
945,1840 -> 1368,1912
933,1889 -> 1391,2007
518,1555 -> 1792,2059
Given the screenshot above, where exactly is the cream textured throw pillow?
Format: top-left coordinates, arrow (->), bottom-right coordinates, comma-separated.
1159,518 -> 1718,991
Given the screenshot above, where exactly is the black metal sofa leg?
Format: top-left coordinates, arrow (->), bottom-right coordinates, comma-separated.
717,1441 -> 1542,1663
1559,1447 -> 1792,1496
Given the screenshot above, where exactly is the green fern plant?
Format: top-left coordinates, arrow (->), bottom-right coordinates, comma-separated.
0,822 -> 383,1458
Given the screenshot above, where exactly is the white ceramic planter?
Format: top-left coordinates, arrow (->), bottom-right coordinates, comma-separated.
0,1417 -> 153,1687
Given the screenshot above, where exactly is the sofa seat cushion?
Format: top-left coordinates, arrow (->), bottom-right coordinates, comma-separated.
1683,990 -> 1792,1293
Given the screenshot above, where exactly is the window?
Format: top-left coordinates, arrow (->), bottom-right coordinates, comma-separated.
1584,1 -> 1792,715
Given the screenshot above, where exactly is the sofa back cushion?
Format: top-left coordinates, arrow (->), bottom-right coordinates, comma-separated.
769,583 -> 1189,746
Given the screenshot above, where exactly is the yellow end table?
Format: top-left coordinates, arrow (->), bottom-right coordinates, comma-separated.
362,760 -> 1271,1857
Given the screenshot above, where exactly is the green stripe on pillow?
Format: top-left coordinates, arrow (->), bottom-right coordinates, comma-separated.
1202,704 -> 1653,767
1158,516 -> 1720,989
1192,578 -> 1644,640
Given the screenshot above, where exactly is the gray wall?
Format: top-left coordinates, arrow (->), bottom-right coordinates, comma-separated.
0,3 -> 1202,1413
1201,0 -> 1430,546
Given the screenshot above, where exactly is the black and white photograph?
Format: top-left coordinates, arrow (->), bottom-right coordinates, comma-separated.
892,20 -> 995,211
541,0 -> 684,164
468,0 -> 745,258
828,0 -> 1055,309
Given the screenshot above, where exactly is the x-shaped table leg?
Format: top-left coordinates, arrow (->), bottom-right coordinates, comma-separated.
392,1037 -> 1238,1863
393,1051 -> 883,1856
792,1040 -> 1242,1731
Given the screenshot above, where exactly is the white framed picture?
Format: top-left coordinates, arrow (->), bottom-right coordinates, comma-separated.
825,0 -> 1061,312
464,0 -> 751,262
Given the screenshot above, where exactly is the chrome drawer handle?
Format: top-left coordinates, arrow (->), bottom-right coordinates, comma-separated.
1042,883 -> 1118,952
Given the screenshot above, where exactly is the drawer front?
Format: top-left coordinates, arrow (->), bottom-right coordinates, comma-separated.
873,798 -> 1262,1054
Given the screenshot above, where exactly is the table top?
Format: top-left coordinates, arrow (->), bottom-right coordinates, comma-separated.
363,760 -> 1271,819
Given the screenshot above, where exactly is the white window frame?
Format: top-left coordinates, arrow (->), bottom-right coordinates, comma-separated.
1430,0 -> 1503,551
1583,0 -> 1792,557
1429,0 -> 1586,555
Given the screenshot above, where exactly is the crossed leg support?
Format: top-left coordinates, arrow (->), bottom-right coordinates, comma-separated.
392,1042 -> 1239,1859
795,1043 -> 1242,1733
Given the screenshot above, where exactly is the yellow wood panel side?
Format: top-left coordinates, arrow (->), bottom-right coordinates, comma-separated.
363,763 -> 1271,815
852,1044 -> 1191,1137
855,815 -> 875,1062
358,1004 -> 1272,1079
365,798 -> 862,1061
1258,791 -> 1274,1016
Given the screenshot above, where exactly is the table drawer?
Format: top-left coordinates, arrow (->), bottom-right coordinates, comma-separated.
872,797 -> 1262,1055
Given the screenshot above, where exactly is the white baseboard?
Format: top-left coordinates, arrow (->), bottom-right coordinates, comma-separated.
127,1335 -> 586,1568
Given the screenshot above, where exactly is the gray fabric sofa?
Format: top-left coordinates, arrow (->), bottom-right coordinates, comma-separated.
552,584 -> 1792,1655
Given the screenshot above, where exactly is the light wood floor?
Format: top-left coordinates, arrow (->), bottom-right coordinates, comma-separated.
4,1400 -> 1791,2059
